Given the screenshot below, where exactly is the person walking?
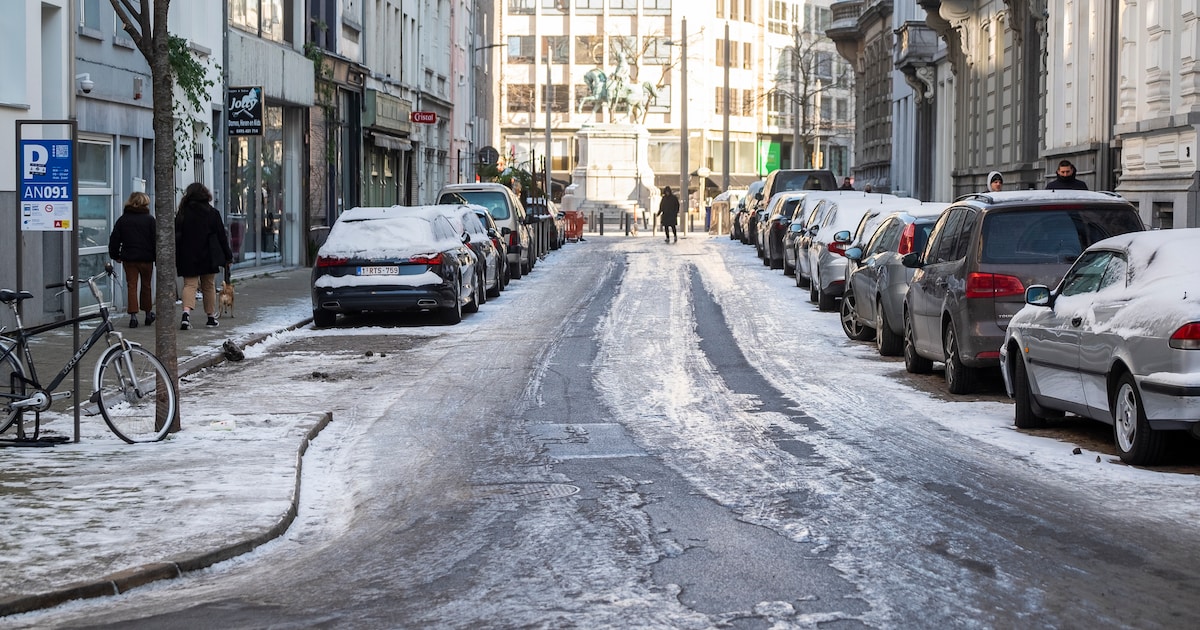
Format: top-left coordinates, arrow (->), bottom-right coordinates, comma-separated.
657,186 -> 680,243
108,191 -> 157,328
1046,160 -> 1088,190
987,171 -> 1004,192
840,177 -> 854,190
175,182 -> 233,330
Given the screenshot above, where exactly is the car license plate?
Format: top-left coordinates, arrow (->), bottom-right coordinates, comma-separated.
357,266 -> 399,276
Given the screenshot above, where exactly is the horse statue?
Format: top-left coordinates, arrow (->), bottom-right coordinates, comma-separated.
578,67 -> 608,113
612,81 -> 660,124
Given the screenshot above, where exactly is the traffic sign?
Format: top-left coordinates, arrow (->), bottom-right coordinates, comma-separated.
410,111 -> 438,124
20,139 -> 73,232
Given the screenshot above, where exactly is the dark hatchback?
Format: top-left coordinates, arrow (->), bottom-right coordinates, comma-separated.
311,207 -> 480,327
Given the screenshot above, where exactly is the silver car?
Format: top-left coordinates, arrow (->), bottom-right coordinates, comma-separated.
1000,228 -> 1200,466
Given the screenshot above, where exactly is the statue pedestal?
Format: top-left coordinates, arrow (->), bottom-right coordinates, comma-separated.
561,123 -> 656,229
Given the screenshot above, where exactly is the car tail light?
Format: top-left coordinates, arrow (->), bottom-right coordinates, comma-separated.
772,222 -> 785,234
508,231 -> 520,248
827,241 -> 847,256
898,224 -> 917,255
965,272 -> 1024,298
409,253 -> 445,265
1169,323 -> 1200,349
316,256 -> 349,267
975,350 -> 1001,360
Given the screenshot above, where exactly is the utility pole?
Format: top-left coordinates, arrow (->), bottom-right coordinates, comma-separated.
791,27 -> 801,169
722,22 -> 730,193
680,17 -> 688,232
545,56 -> 552,200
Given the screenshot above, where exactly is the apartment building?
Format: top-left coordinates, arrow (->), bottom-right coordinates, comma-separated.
489,0 -> 855,203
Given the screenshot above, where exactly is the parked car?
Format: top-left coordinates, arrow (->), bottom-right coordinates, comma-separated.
799,193 -> 900,311
747,169 -> 838,252
902,190 -> 1145,394
784,192 -> 839,279
759,191 -> 810,269
709,189 -> 745,240
408,204 -> 501,304
1000,228 -> 1200,465
311,206 -> 481,327
736,180 -> 766,244
437,183 -> 534,279
471,206 -> 509,295
842,203 -> 947,351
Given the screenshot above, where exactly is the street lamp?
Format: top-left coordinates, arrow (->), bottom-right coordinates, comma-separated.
470,42 -> 508,181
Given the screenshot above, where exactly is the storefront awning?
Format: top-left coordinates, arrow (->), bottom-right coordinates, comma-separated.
371,132 -> 412,151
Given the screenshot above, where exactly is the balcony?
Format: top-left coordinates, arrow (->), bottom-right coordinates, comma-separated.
894,21 -> 938,68
826,1 -> 863,44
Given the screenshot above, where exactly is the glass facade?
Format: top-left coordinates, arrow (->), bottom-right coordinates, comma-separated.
228,106 -> 285,268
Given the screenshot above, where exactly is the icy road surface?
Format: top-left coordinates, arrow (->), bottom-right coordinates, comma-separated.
7,234 -> 1200,629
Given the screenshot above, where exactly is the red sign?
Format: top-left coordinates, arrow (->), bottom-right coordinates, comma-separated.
410,111 -> 438,124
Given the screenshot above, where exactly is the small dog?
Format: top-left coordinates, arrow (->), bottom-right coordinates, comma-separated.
219,282 -> 235,318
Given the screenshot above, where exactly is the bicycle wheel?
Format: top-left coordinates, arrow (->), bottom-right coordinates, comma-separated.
94,345 -> 176,443
0,346 -> 27,435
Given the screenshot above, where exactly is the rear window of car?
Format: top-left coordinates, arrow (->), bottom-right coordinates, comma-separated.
775,171 -> 835,193
439,191 -> 510,221
980,206 -> 1143,264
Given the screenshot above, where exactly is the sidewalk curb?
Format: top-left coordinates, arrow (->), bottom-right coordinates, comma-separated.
0,319 -> 328,618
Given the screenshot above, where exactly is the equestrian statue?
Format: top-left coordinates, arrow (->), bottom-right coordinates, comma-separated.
577,50 -> 660,124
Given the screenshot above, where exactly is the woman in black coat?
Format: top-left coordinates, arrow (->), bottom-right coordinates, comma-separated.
108,191 -> 157,327
175,182 -> 232,330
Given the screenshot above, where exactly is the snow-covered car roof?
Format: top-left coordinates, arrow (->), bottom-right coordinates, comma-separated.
319,213 -> 462,259
954,190 -> 1129,205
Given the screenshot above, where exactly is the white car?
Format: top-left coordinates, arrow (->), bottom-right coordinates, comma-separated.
1000,228 -> 1200,465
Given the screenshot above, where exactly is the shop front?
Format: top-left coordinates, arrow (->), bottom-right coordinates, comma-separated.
227,104 -> 304,270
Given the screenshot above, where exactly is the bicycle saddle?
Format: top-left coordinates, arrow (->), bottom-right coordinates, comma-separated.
0,289 -> 34,304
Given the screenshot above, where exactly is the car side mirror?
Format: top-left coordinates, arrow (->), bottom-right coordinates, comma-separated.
845,246 -> 863,262
808,225 -> 819,236
900,252 -> 922,268
833,230 -> 851,243
1025,285 -> 1053,307
788,223 -> 805,233
755,192 -> 763,201
501,226 -> 512,236
461,232 -> 471,244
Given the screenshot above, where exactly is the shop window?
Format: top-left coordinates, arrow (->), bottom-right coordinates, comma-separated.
229,0 -> 288,43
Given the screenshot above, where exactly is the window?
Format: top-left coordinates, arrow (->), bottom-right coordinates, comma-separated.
229,0 -> 288,42
576,0 -> 603,10
542,0 -> 568,11
509,0 -> 535,14
575,35 -> 603,64
1060,252 -> 1115,296
805,5 -> 832,34
610,0 -> 637,10
544,36 -> 568,64
645,37 -> 671,64
547,84 -> 570,112
507,36 -> 534,63
508,84 -> 534,112
81,0 -> 101,30
835,99 -> 849,122
815,51 -> 833,80
644,0 -> 671,9
77,139 -> 113,251
609,36 -> 636,63
743,43 -> 752,69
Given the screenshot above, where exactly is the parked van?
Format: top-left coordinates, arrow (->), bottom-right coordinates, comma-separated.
438,183 -> 534,279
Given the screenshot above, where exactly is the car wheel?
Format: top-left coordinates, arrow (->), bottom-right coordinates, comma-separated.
312,307 -> 336,328
904,310 -> 933,374
442,281 -> 464,325
809,271 -> 820,303
465,273 -> 482,314
1112,372 -> 1167,465
486,270 -> 502,298
876,299 -> 903,356
794,262 -> 805,288
1012,352 -> 1047,429
818,283 -> 838,312
943,324 -> 978,394
509,257 -> 523,280
840,292 -> 875,341
783,255 -> 794,276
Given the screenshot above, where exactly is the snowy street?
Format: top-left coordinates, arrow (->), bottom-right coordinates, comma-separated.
6,234 -> 1200,629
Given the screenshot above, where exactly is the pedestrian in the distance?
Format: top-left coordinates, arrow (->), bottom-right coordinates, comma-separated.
657,186 -> 680,243
840,177 -> 854,190
175,182 -> 233,330
1046,159 -> 1088,190
987,171 -> 1004,192
108,191 -> 157,328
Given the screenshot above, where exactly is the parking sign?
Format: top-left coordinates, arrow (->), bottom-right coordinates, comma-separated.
20,140 -> 73,231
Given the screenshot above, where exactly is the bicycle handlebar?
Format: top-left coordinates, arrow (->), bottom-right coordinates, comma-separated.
46,264 -> 116,299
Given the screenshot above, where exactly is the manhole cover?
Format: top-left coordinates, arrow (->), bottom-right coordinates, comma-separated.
474,483 -> 580,502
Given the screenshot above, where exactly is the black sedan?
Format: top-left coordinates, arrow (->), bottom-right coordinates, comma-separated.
311,207 -> 481,327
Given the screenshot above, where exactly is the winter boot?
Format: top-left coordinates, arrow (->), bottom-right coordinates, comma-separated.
181,312 -> 191,330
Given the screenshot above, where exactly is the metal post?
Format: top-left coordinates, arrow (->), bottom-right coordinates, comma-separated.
722,22 -> 731,193
545,57 -> 552,202
680,18 -> 688,236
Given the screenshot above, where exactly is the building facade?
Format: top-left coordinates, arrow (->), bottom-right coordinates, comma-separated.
490,0 -> 856,208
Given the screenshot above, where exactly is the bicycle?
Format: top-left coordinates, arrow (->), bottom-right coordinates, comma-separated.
0,264 -> 178,444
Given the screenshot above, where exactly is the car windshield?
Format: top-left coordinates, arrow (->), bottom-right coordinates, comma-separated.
776,172 -> 829,192
440,191 -> 510,220
980,207 -> 1143,264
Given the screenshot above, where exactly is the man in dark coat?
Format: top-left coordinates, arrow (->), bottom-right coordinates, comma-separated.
1046,159 -> 1089,190
108,191 -> 157,327
657,186 -> 680,243
175,182 -> 233,329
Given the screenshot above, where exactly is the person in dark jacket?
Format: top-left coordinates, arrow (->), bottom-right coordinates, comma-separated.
108,191 -> 157,328
657,186 -> 680,243
175,182 -> 233,330
1046,159 -> 1088,190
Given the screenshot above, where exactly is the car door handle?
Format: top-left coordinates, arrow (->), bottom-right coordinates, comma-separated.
1071,317 -> 1082,327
